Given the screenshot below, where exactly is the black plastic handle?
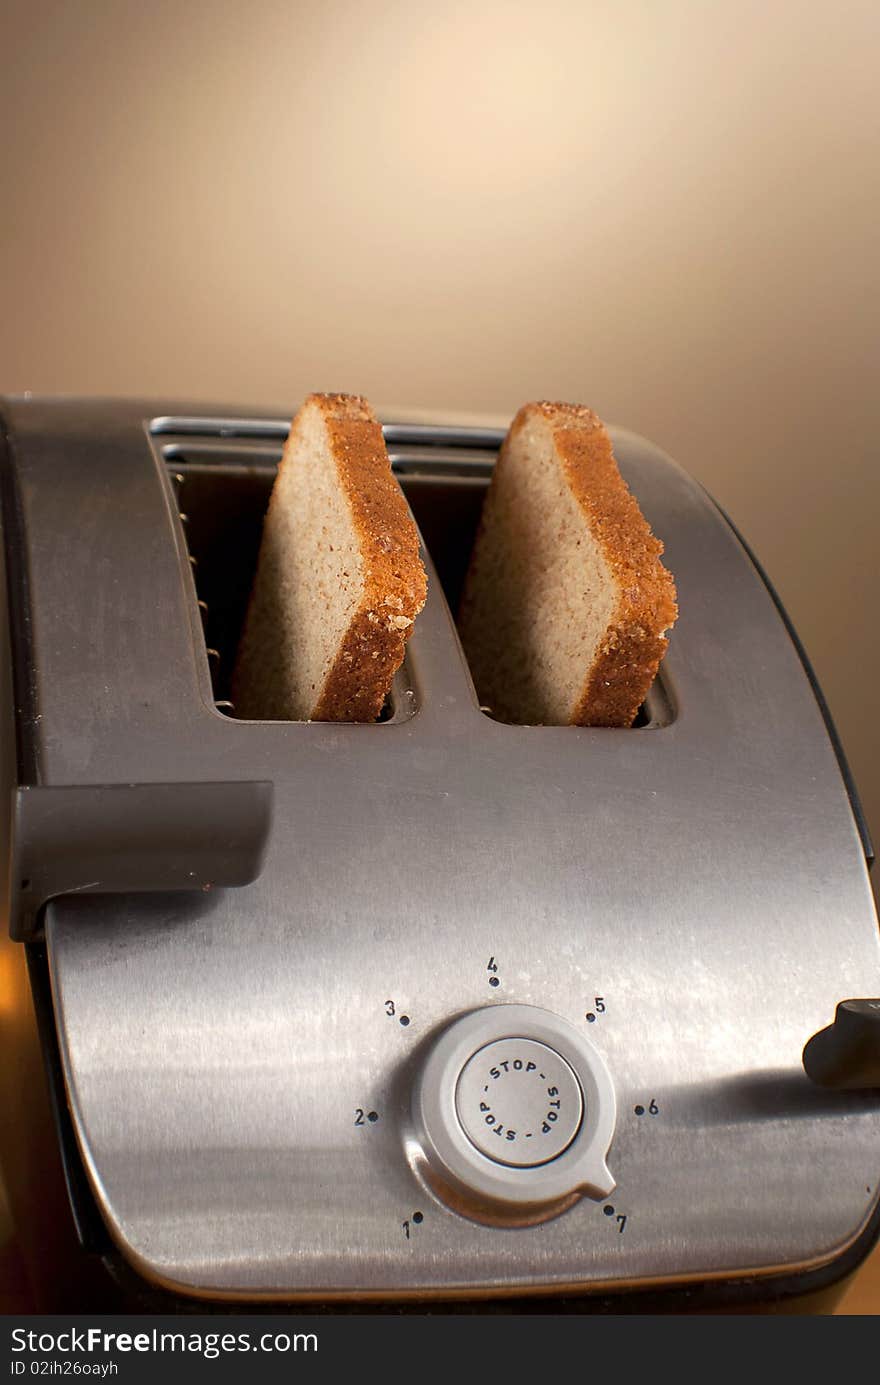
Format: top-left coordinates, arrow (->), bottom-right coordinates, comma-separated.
802,1000 -> 880,1090
9,780 -> 272,940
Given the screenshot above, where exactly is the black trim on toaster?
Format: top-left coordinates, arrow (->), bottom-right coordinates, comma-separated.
714,502 -> 874,871
0,414 -> 101,1249
0,405 -> 42,786
24,942 -> 112,1256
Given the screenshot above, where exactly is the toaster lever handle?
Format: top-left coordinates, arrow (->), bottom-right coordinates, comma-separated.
9,780 -> 273,941
802,1000 -> 880,1090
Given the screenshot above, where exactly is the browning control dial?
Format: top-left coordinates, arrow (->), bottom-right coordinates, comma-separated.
413,1004 -> 616,1218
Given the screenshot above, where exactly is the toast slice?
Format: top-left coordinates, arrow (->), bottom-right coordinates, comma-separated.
232,393 -> 427,721
459,401 -> 677,726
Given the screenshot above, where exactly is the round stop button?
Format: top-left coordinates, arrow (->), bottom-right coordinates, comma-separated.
412,1004 -> 617,1215
455,1038 -> 583,1167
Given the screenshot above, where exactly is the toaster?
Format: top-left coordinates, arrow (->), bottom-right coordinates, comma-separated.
1,396 -> 878,1315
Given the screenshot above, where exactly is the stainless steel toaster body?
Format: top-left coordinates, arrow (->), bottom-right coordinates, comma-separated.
1,397 -> 877,1312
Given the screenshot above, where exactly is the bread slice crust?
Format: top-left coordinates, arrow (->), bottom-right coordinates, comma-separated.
232,393 -> 426,722
460,401 -> 677,727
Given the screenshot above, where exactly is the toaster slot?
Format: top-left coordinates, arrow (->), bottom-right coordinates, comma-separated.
157,420 -> 672,728
397,466 -> 674,731
165,455 -> 404,722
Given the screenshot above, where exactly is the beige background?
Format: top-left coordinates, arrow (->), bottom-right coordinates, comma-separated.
1,0 -> 879,1312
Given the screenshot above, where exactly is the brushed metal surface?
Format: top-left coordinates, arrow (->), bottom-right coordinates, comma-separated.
45,417 -> 880,1300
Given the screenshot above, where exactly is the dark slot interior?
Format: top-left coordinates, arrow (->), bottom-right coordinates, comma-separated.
174,466 -> 273,709
399,475 -> 488,616
169,452 -> 669,728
